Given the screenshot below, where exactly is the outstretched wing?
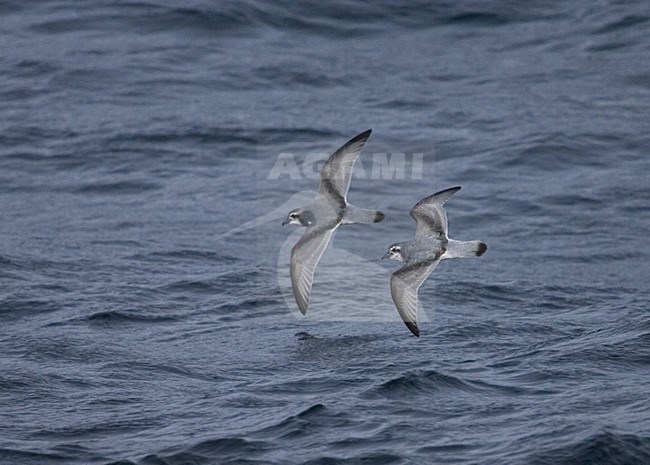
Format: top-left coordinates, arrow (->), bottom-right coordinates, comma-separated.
290,221 -> 339,315
410,186 -> 461,240
318,130 -> 372,205
390,258 -> 440,337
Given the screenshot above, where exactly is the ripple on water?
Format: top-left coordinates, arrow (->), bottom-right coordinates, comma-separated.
528,430 -> 650,464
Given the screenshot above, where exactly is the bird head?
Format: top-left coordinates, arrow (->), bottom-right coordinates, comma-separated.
282,208 -> 314,227
383,243 -> 405,261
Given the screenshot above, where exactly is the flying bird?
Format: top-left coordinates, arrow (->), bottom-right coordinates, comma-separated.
283,130 -> 385,314
383,186 -> 487,337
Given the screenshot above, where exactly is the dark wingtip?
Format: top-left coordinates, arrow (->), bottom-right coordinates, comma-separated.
405,322 -> 420,337
374,211 -> 385,223
476,242 -> 487,257
295,294 -> 308,315
440,186 -> 461,195
348,129 -> 372,145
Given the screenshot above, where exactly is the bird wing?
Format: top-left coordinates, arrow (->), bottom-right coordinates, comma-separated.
410,186 -> 461,240
317,130 -> 372,206
290,220 -> 339,315
390,258 -> 440,337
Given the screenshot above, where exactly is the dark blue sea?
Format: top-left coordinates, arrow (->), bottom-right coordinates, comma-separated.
1,1 -> 649,464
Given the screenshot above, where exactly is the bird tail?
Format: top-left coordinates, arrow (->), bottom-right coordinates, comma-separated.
443,239 -> 487,259
342,204 -> 385,224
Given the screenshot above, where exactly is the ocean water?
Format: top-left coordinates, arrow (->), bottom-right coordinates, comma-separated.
1,1 -> 649,464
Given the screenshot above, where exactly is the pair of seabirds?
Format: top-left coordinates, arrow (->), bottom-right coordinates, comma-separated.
282,130 -> 487,337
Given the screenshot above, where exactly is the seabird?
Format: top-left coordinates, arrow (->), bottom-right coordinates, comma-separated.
283,130 -> 385,314
383,186 -> 487,337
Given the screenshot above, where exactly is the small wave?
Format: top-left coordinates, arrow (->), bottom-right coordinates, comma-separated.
131,436 -> 270,465
593,15 -> 649,35
449,281 -> 527,303
101,360 -> 220,383
212,295 -> 284,320
158,279 -> 221,294
296,403 -> 327,418
107,127 -> 258,147
626,73 -> 650,90
369,368 -> 555,400
0,448 -> 68,464
106,126 -> 337,153
540,193 -> 600,207
127,249 -> 228,263
290,332 -> 382,363
27,1 -> 546,42
0,375 -> 31,392
74,180 -> 162,195
0,126 -> 80,147
0,2 -> 23,14
586,40 -> 637,53
370,370 -> 477,398
369,98 -> 431,111
49,67 -> 122,92
34,417 -> 161,441
448,12 -> 510,26
257,404 -> 351,441
18,335 -> 117,366
0,298 -> 60,322
50,444 -> 98,462
223,394 -> 288,409
529,430 -> 650,465
86,311 -> 180,326
28,4 -> 257,37
190,437 -> 270,456
159,267 -> 268,294
252,64 -> 346,89
549,331 -> 650,369
11,59 -> 60,77
469,378 -> 556,396
494,132 -> 613,172
304,453 -> 403,465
